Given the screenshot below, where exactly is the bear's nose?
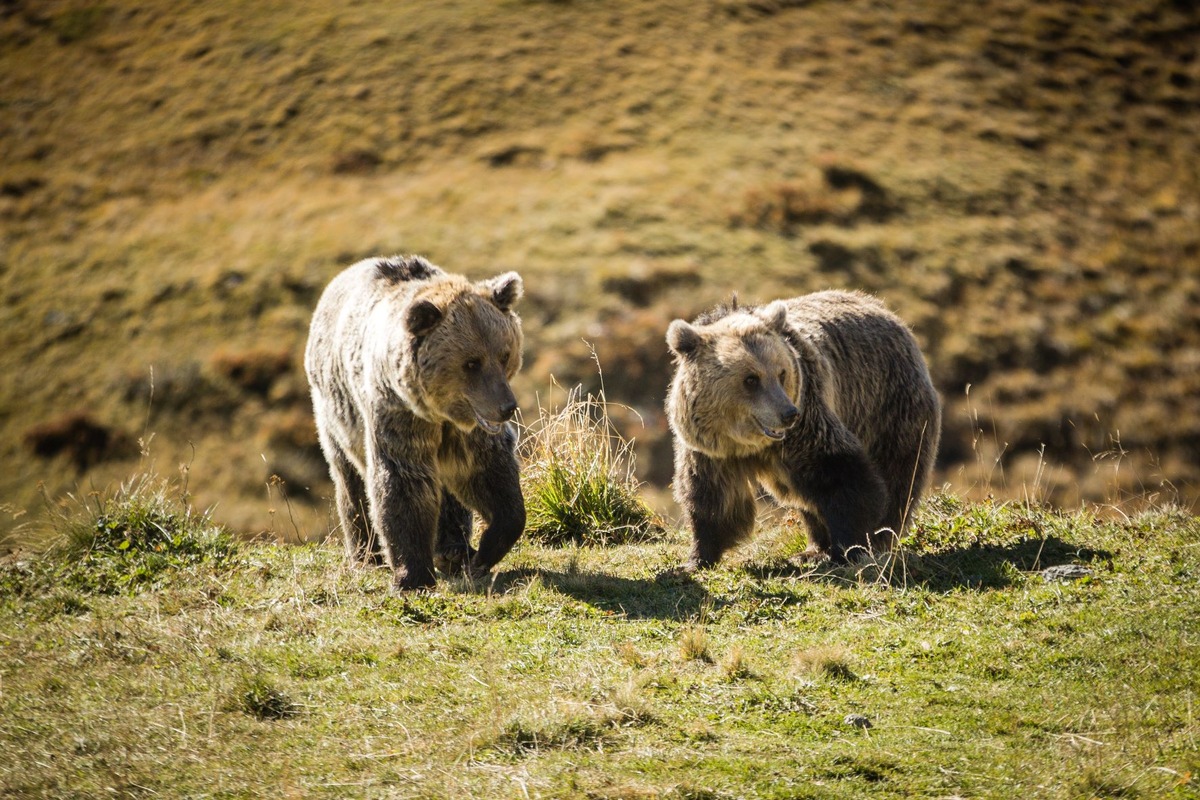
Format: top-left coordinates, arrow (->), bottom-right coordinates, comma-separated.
781,405 -> 799,427
499,399 -> 518,420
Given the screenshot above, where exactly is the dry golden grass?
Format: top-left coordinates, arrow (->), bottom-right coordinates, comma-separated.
2,0 -> 1198,543
519,381 -> 662,546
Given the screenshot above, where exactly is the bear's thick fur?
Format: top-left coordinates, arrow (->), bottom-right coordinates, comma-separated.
666,290 -> 940,567
305,255 -> 526,590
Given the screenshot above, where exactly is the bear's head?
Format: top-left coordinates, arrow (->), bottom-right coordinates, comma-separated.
403,272 -> 524,434
666,301 -> 801,457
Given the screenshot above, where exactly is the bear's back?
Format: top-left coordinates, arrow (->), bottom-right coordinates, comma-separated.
785,290 -> 937,448
305,256 -> 451,396
319,255 -> 445,311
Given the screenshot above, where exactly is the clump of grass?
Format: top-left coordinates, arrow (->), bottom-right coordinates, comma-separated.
721,644 -> 754,681
42,472 -> 236,595
739,684 -> 817,716
614,641 -> 649,669
678,625 -> 711,663
208,346 -> 294,396
602,678 -> 657,727
519,384 -> 662,546
229,673 -> 298,721
484,712 -> 611,757
793,645 -> 858,682
482,687 -> 655,760
730,179 -> 859,234
23,411 -> 133,472
51,6 -> 111,44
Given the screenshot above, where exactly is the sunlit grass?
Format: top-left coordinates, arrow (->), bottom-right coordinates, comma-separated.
519,383 -> 663,546
1,485 -> 1198,798
36,472 -> 236,596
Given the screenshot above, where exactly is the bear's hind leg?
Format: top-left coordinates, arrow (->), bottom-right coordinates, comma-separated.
800,510 -> 831,557
323,438 -> 382,566
435,491 -> 476,575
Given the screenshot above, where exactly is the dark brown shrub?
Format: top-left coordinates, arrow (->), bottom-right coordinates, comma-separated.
209,348 -> 294,396
24,412 -> 133,472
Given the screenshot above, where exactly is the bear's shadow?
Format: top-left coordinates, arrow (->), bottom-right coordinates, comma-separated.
741,534 -> 1113,592
476,535 -> 1110,620
489,567 -> 714,621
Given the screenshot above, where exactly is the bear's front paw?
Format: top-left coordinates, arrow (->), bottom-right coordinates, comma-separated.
790,547 -> 832,566
465,557 -> 494,583
393,566 -> 437,591
685,554 -> 721,572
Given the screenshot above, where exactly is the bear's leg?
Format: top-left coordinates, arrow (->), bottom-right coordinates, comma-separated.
800,510 -> 831,555
321,437 -> 382,566
793,449 -> 887,564
454,432 -> 525,580
868,455 -> 927,556
870,470 -> 927,556
676,449 -> 756,570
435,491 -> 476,575
367,452 -> 440,590
874,412 -> 940,549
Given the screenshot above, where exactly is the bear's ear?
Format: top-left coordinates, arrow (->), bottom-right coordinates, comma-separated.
667,320 -> 705,359
406,299 -> 443,336
484,271 -> 523,311
762,301 -> 789,334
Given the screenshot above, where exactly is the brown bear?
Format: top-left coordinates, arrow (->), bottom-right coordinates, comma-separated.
305,255 -> 526,590
666,290 -> 941,568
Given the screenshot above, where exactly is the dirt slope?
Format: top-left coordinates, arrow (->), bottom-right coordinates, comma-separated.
2,0 -> 1198,541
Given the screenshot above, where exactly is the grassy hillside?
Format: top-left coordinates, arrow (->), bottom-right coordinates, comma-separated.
2,476 -> 1197,798
2,0 -> 1199,541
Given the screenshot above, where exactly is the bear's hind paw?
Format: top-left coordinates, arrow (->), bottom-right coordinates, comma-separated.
434,546 -> 477,576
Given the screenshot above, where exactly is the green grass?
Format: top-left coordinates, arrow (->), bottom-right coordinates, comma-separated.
8,474 -> 235,600
2,477 -> 1197,798
520,384 -> 663,546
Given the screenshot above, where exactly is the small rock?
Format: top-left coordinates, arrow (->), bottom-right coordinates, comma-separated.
1041,564 -> 1093,582
844,713 -> 872,729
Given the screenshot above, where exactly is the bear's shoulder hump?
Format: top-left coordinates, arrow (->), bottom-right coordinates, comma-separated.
373,255 -> 444,285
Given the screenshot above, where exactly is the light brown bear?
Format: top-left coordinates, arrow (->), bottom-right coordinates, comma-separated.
305,255 -> 526,590
666,290 -> 940,568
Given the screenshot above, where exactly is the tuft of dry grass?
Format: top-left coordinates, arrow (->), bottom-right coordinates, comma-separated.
208,347 -> 294,396
720,644 -> 754,681
22,412 -> 134,473
793,645 -> 858,682
519,383 -> 663,546
615,641 -> 650,669
677,625 -> 711,663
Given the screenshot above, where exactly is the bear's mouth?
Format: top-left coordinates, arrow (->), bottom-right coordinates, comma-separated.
474,413 -> 506,435
755,419 -> 788,441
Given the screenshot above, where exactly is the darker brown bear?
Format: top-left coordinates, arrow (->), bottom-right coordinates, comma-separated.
305,255 -> 526,590
666,291 -> 941,567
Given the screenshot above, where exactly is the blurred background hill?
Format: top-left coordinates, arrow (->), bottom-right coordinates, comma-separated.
2,0 -> 1197,544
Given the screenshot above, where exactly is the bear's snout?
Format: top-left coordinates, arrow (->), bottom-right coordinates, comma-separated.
780,404 -> 799,427
765,383 -> 799,428
472,371 -> 519,428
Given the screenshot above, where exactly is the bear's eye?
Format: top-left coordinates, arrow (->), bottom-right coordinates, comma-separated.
500,351 -> 511,365
464,359 -> 481,373
779,370 -> 786,384
744,374 -> 760,390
